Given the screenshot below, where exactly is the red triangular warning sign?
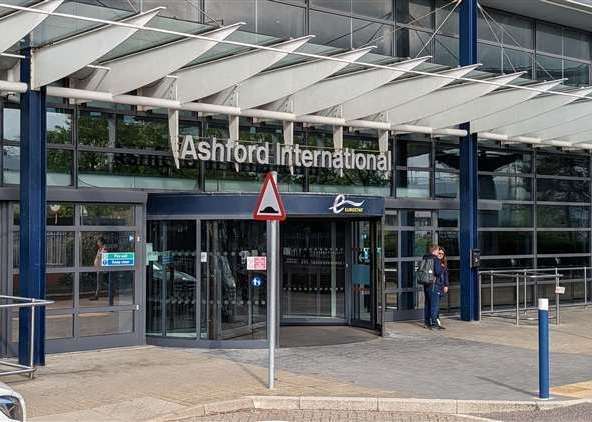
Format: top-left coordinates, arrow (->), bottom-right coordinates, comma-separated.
253,172 -> 287,221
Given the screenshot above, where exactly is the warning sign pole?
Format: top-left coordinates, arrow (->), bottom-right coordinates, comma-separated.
268,211 -> 278,389
252,171 -> 286,389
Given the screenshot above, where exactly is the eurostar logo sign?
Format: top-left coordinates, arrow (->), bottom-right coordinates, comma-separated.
329,194 -> 365,214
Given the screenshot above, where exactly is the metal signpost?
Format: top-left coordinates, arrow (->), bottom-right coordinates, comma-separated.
253,171 -> 287,389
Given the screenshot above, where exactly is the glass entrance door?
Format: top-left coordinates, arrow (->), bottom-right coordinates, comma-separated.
281,220 -> 346,323
351,221 -> 376,328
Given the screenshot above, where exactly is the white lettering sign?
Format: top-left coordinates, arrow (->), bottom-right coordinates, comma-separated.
177,136 -> 391,172
329,194 -> 365,214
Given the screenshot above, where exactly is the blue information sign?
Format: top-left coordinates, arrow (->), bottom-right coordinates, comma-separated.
101,252 -> 135,267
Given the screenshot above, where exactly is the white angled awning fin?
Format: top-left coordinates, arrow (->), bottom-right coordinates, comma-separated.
386,72 -> 523,126
161,36 -> 312,104
341,64 -> 479,121
81,23 -> 242,95
0,0 -> 64,54
494,98 -> 592,137
267,56 -> 429,116
529,107 -> 592,140
473,86 -> 592,134
32,8 -> 161,89
417,79 -> 562,129
206,46 -> 374,110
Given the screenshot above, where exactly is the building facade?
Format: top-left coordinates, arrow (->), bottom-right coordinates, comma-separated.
1,0 -> 592,355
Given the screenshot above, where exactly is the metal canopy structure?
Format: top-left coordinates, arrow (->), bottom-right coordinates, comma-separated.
1,1 -> 592,149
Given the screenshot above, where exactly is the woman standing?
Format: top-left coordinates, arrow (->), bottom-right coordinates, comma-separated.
435,247 -> 449,329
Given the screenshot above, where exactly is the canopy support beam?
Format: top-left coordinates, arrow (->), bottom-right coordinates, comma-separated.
18,49 -> 46,366
459,0 -> 480,322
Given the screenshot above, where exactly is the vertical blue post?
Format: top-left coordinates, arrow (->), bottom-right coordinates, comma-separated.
19,48 -> 47,366
459,0 -> 480,321
538,298 -> 550,399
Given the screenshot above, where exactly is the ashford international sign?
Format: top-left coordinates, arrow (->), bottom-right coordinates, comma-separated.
176,136 -> 391,172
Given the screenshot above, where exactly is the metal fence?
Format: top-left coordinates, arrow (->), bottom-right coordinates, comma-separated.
478,267 -> 591,325
0,295 -> 54,378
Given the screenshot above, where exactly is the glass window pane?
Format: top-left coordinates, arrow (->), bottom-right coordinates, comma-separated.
478,42 -> 502,74
396,170 -> 430,198
48,149 -> 73,187
397,28 -> 433,58
401,210 -> 432,227
46,315 -> 74,339
538,256 -> 590,268
438,210 -> 458,228
385,211 -> 398,226
537,231 -> 590,255
310,0 -> 351,13
564,59 -> 590,87
479,175 -> 532,200
78,151 -> 199,190
78,110 -> 116,147
537,152 -> 589,177
479,204 -> 533,228
117,115 -> 168,151
434,35 -> 458,67
47,203 -> 74,226
435,0 -> 458,36
3,107 -> 20,142
46,273 -> 73,309
564,28 -> 591,60
435,172 -> 458,199
396,0 -> 433,28
2,145 -> 19,184
47,108 -> 72,145
479,231 -> 533,256
503,48 -> 533,79
309,10 -> 351,49
47,231 -> 74,268
257,0 -> 305,38
79,310 -> 133,336
438,231 -> 458,257
80,231 -> 135,267
352,18 -> 393,55
397,140 -> 430,167
537,179 -> 590,203
536,54 -> 563,81
478,148 -> 532,174
81,204 -> 135,226
537,205 -> 591,228
353,0 -> 393,19
384,230 -> 398,258
536,22 -> 563,56
499,13 -> 533,49
79,271 -> 134,307
401,230 -> 432,257
204,0 -> 255,31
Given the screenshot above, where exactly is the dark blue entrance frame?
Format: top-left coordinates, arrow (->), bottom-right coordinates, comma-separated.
459,0 -> 480,321
147,193 -> 385,219
18,48 -> 47,365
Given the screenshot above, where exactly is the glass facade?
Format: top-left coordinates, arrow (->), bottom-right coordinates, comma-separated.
3,0 -> 592,349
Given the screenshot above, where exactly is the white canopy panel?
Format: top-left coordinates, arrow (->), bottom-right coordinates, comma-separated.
32,9 -> 161,89
78,23 -> 242,95
472,86 -> 592,134
385,73 -> 524,126
340,65 -> 480,121
417,80 -> 563,129
265,56 -> 429,116
204,47 -> 373,110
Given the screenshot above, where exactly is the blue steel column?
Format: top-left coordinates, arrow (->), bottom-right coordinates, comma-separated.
19,48 -> 47,365
459,0 -> 480,321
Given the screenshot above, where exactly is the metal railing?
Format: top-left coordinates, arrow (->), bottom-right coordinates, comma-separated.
478,267 -> 591,325
0,295 -> 54,378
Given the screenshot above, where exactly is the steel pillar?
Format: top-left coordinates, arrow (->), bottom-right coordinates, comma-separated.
18,48 -> 47,365
459,0 -> 480,321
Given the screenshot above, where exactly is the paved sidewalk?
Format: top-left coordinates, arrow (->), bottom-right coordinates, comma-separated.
3,307 -> 591,421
